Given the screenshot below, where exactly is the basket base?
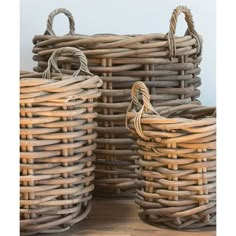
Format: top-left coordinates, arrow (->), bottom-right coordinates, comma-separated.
32,198 -> 215,235
138,211 -> 216,230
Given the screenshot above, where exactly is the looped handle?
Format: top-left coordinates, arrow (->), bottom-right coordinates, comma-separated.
126,82 -> 158,140
44,8 -> 75,36
167,6 -> 202,57
130,82 -> 156,113
43,47 -> 93,79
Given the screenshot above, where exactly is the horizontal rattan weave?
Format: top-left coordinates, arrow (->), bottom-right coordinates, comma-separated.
32,6 -> 203,197
20,70 -> 34,76
126,82 -> 216,229
20,47 -> 102,235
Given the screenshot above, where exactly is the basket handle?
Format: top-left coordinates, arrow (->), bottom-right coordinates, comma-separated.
167,6 -> 202,57
43,47 -> 93,79
130,82 -> 156,113
126,82 -> 158,140
44,8 -> 75,36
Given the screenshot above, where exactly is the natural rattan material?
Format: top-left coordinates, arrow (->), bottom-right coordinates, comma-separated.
20,70 -> 34,76
126,82 -> 216,229
20,47 -> 102,235
32,6 -> 203,197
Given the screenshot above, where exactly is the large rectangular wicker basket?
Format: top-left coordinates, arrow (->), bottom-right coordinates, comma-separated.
20,47 -> 102,235
32,6 -> 202,197
126,82 -> 216,229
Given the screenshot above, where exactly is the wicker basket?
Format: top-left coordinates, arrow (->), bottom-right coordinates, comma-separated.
126,82 -> 216,229
20,47 -> 102,235
32,6 -> 203,197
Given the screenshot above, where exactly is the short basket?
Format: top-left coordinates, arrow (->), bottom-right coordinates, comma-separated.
20,47 -> 102,235
32,6 -> 203,197
126,82 -> 216,229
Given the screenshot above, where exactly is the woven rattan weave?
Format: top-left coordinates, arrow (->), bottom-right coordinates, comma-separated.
126,81 -> 216,229
33,6 -> 203,197
20,47 -> 102,235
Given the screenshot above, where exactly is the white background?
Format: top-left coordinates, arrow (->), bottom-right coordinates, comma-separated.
20,0 -> 216,105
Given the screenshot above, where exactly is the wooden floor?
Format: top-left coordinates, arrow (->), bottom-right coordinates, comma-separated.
37,198 -> 216,236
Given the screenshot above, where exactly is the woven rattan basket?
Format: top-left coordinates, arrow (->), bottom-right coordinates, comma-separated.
33,6 -> 203,197
126,82 -> 216,229
20,47 -> 102,235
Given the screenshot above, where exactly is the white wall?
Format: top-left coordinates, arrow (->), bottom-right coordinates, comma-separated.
20,0 -> 216,106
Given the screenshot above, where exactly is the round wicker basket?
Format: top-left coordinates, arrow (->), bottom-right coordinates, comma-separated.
20,47 -> 102,235
126,82 -> 216,229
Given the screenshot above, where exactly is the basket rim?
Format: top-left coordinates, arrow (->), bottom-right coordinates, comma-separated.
127,104 -> 216,123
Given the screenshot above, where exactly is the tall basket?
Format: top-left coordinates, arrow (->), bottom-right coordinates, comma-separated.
20,47 -> 102,235
33,6 -> 203,197
126,82 -> 216,229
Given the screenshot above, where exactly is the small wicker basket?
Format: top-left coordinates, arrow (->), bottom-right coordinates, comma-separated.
33,6 -> 203,197
126,82 -> 216,229
20,47 -> 102,235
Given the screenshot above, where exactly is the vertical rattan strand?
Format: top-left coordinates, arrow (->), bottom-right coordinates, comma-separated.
197,150 -> 203,197
62,104 -> 69,209
192,54 -> 198,100
180,56 -> 185,100
65,64 -> 74,210
171,143 -> 181,225
145,154 -> 154,203
197,148 -> 208,222
144,64 -> 150,82
166,143 -> 172,201
107,58 -> 116,181
197,148 -> 205,206
20,103 -> 29,220
167,142 -> 179,209
101,58 -> 111,179
84,97 -> 93,207
68,104 -> 74,210
150,64 -> 155,96
202,149 -> 210,223
61,57 -> 71,210
26,103 -> 36,219
171,143 -> 178,199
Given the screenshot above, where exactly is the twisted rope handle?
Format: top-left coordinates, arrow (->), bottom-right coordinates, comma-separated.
126,82 -> 158,140
130,82 -> 156,112
167,6 -> 202,57
44,8 -> 75,36
43,47 -> 93,79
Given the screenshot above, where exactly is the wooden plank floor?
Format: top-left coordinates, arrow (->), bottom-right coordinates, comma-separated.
37,198 -> 216,236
